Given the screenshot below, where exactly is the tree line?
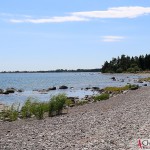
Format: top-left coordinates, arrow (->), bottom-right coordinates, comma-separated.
0,69 -> 100,73
101,54 -> 150,73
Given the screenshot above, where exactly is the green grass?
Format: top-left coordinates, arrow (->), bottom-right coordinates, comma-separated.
94,93 -> 109,101
76,100 -> 88,106
104,85 -> 130,93
48,94 -> 68,117
138,77 -> 150,82
0,104 -> 19,121
21,98 -> 49,119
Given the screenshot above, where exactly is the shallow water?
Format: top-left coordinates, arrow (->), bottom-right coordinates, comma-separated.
0,72 -> 149,105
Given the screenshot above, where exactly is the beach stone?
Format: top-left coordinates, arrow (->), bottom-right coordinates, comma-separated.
59,85 -> 68,89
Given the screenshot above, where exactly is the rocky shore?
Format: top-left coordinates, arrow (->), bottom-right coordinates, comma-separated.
0,87 -> 150,150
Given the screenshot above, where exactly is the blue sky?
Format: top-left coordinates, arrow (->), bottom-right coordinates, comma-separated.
0,0 -> 150,71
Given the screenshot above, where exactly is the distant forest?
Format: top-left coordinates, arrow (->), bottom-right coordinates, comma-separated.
0,69 -> 100,73
101,54 -> 150,73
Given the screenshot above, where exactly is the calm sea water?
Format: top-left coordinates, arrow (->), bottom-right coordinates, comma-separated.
0,72 -> 148,105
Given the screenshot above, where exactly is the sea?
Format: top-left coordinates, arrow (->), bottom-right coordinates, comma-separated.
0,72 -> 149,105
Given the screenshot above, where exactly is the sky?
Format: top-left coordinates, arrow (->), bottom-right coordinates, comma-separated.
0,0 -> 150,71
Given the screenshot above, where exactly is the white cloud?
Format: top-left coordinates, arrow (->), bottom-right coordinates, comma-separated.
10,16 -> 89,23
72,6 -> 150,19
101,36 -> 125,42
9,6 -> 150,24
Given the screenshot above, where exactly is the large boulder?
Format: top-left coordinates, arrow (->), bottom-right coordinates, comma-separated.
59,85 -> 68,89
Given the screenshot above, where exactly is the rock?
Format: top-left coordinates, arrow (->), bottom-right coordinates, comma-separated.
3,91 -> 9,94
143,84 -> 147,86
98,89 -> 105,93
48,87 -> 56,91
120,79 -> 124,82
67,97 -> 79,104
17,89 -> 24,92
92,87 -> 99,90
59,85 -> 68,89
111,77 -> 116,81
38,89 -> 48,93
70,87 -> 74,89
123,90 -> 128,94
0,89 -> 4,94
85,87 -> 91,90
5,88 -> 16,93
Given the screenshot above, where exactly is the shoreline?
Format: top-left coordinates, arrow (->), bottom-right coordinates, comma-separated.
0,86 -> 150,149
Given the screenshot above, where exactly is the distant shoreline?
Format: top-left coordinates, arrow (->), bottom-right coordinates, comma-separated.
0,69 -> 101,73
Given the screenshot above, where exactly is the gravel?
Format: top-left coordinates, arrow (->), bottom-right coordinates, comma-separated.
0,87 -> 150,150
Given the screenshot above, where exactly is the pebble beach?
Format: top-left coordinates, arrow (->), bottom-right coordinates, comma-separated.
0,87 -> 150,150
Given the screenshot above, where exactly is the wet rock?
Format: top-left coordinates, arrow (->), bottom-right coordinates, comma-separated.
3,88 -> 16,94
111,77 -> 116,81
92,87 -> 99,90
59,85 -> 68,89
70,87 -> 74,89
0,89 -> 4,94
98,89 -> 105,93
48,87 -> 56,91
138,81 -> 143,83
120,79 -> 124,82
143,84 -> 147,86
17,89 -> 24,92
67,97 -> 79,104
85,87 -> 91,90
38,89 -> 48,93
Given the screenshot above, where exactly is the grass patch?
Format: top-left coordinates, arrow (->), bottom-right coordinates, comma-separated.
48,94 -> 68,117
128,84 -> 139,90
104,85 -> 130,93
94,93 -> 109,101
76,100 -> 88,106
138,77 -> 150,82
0,104 -> 19,121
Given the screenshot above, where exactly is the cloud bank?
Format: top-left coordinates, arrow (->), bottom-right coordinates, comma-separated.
9,6 -> 150,23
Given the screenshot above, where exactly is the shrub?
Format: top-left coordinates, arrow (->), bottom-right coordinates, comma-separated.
21,98 -> 33,118
94,93 -> 109,101
31,102 -> 44,120
48,94 -> 67,116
